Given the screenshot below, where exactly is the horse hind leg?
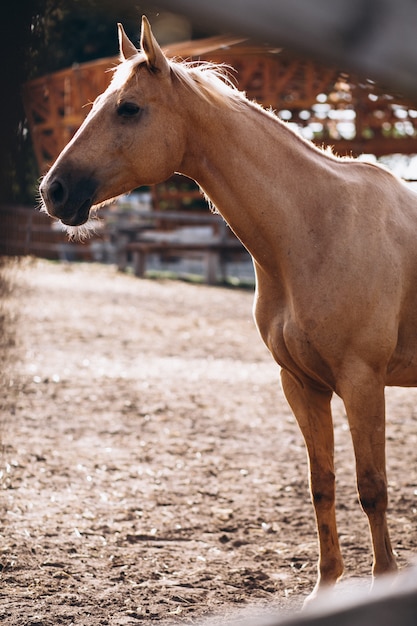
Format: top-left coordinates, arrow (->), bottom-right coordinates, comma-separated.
280,369 -> 344,599
338,364 -> 397,579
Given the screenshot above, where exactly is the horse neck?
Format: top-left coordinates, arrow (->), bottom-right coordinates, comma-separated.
179,95 -> 339,275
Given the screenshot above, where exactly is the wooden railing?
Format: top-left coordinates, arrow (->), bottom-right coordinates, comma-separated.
0,205 -> 97,261
0,205 -> 250,284
109,209 -> 249,284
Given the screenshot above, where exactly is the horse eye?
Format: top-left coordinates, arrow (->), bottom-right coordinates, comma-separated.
117,102 -> 141,118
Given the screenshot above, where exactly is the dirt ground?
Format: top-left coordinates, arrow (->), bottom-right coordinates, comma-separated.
1,258 -> 416,626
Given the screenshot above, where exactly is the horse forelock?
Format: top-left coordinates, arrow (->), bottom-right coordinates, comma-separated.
109,55 -> 145,90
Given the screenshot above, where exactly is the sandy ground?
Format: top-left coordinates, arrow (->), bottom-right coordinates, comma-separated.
1,258 -> 416,625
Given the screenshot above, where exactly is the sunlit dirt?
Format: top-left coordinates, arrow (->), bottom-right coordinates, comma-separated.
1,259 -> 416,624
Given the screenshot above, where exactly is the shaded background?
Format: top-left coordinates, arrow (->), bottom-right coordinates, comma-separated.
1,0 -> 210,206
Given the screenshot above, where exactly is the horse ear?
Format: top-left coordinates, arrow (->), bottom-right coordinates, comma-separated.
140,15 -> 169,75
118,23 -> 138,61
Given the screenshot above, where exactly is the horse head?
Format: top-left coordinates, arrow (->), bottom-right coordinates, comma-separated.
40,17 -> 186,228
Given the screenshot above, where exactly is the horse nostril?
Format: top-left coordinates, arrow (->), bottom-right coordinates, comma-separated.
49,178 -> 68,207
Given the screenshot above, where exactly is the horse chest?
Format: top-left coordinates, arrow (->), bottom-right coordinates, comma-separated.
254,300 -> 336,390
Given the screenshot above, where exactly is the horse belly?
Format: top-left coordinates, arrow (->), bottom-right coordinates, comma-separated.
387,332 -> 417,386
386,368 -> 417,387
386,355 -> 417,386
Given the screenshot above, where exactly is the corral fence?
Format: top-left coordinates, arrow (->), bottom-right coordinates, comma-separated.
0,204 -> 98,261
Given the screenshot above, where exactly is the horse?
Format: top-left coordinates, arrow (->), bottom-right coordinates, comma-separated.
40,16 -> 417,600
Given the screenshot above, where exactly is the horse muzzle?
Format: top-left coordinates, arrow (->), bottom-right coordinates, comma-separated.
40,173 -> 98,226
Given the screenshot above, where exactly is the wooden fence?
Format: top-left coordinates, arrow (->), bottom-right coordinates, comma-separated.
0,205 -> 96,260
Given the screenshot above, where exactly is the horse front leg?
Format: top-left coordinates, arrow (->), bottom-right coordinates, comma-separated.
339,365 -> 397,579
280,369 -> 344,597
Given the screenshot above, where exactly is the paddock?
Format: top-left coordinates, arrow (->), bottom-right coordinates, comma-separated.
1,259 -> 416,624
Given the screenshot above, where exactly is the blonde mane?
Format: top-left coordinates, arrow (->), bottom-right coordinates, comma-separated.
169,59 -> 246,110
164,59 -> 357,163
110,53 -> 247,111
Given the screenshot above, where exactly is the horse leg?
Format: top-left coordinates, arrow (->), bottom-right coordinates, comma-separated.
339,366 -> 397,578
281,369 -> 344,596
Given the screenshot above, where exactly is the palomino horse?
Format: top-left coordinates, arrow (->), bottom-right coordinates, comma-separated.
40,17 -> 417,598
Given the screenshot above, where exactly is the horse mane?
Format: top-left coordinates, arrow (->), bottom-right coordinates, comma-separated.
110,53 -> 247,111
167,60 -> 351,161
169,60 -> 247,111
111,54 -> 360,165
